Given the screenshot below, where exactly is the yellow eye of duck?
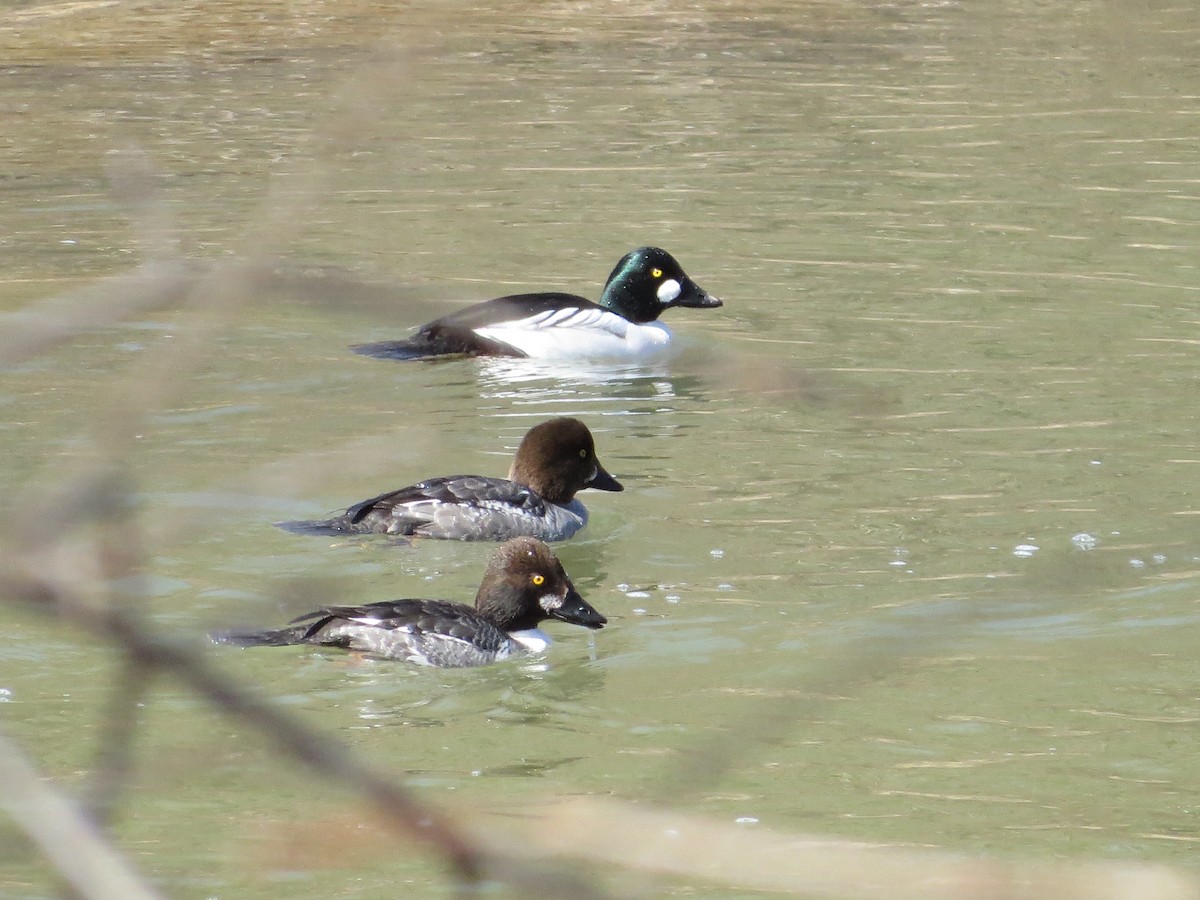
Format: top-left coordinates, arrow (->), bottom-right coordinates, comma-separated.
531,574 -> 545,586
651,267 -> 663,278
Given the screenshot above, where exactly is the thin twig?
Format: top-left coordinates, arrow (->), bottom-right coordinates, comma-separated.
0,727 -> 163,900
0,261 -> 198,367
85,656 -> 152,828
4,565 -> 487,881
3,456 -> 609,896
512,797 -> 1200,900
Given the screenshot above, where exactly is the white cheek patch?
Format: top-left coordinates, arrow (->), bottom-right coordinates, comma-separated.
657,279 -> 682,304
538,593 -> 564,613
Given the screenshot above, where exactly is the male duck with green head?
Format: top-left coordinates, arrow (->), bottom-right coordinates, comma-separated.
353,246 -> 722,360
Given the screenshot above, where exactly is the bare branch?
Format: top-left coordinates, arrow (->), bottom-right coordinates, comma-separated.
2,562 -> 486,881
0,261 -> 198,367
85,657 -> 153,828
503,797 -> 1200,900
0,727 -> 163,900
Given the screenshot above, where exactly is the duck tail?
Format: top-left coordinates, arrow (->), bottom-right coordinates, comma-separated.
209,624 -> 310,648
351,328 -> 522,360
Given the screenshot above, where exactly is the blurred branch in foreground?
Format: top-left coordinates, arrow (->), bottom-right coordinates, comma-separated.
4,21 -> 1197,898
0,510 -> 609,898
0,261 -> 200,367
0,729 -> 162,900
484,797 -> 1200,900
5,228 -> 1198,900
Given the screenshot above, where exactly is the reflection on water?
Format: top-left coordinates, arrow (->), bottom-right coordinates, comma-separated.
472,354 -> 717,433
288,642 -> 612,731
475,354 -> 677,392
4,0 -> 1200,894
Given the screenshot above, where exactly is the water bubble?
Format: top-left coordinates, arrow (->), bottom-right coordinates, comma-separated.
1152,554 -> 1167,565
1070,533 -> 1097,551
1013,544 -> 1039,558
710,548 -> 725,559
1130,558 -> 1146,569
665,594 -> 681,604
735,816 -> 759,825
625,590 -> 651,599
